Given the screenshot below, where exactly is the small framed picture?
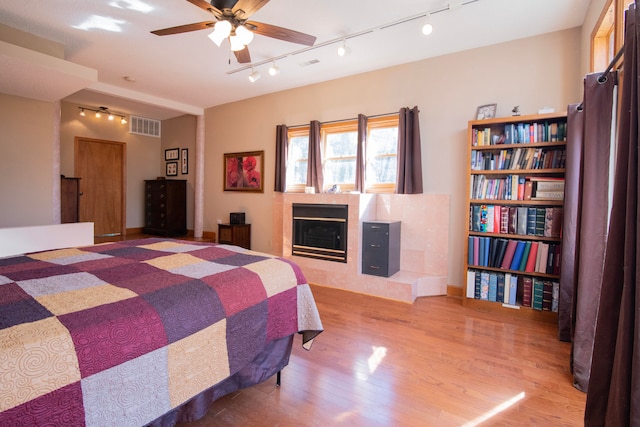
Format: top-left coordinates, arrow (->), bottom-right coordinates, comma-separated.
181,149 -> 188,174
165,148 -> 179,161
476,103 -> 497,120
166,161 -> 178,176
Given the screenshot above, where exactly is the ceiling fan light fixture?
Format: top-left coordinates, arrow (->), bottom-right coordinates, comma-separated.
209,20 -> 232,46
236,25 -> 254,45
229,35 -> 245,51
248,67 -> 261,82
120,116 -> 127,125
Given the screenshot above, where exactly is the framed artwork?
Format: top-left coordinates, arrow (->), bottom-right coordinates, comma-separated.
476,103 -> 497,120
223,150 -> 264,192
165,148 -> 179,161
166,161 -> 178,176
181,149 -> 188,174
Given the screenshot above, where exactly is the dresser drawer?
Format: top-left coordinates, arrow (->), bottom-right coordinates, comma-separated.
361,221 -> 401,277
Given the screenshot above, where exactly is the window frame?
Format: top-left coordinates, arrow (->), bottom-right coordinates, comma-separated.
285,125 -> 310,193
365,115 -> 399,194
591,0 -> 633,72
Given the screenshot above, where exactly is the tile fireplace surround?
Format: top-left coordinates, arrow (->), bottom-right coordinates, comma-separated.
272,193 -> 449,303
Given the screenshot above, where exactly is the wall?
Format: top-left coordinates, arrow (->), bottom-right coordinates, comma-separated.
203,28 -> 583,290
0,93 -> 55,227
59,101 -> 163,229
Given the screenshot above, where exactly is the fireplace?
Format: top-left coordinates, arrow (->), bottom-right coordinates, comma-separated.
292,203 -> 348,262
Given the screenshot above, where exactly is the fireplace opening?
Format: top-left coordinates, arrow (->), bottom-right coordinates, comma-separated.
292,203 -> 348,262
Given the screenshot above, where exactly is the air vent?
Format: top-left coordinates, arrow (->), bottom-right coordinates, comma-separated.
299,59 -> 320,67
130,116 -> 161,138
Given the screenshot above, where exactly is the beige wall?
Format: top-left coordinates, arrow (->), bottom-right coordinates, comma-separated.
0,93 -> 55,227
60,101 -> 163,228
204,28 -> 583,289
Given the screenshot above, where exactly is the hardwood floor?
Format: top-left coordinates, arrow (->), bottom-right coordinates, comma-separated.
178,284 -> 586,427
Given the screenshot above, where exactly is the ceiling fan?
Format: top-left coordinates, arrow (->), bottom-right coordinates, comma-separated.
151,0 -> 316,64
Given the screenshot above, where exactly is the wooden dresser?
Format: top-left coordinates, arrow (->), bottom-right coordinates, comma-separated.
61,176 -> 81,223
143,179 -> 187,237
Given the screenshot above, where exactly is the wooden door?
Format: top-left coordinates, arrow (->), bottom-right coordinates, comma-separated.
75,137 -> 126,236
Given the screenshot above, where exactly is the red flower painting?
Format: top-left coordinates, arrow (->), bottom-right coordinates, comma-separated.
224,151 -> 263,192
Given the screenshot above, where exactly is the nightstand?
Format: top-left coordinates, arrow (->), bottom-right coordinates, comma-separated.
217,223 -> 251,249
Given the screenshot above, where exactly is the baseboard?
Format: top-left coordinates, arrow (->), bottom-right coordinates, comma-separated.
447,285 -> 463,298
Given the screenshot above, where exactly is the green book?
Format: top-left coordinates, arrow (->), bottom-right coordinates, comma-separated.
518,241 -> 532,271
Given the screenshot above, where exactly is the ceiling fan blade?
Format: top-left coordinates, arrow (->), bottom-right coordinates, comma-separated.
234,46 -> 252,63
232,0 -> 270,18
151,21 -> 216,36
186,0 -> 223,16
247,21 -> 316,46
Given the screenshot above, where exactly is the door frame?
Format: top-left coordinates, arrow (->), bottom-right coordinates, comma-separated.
74,137 -> 127,236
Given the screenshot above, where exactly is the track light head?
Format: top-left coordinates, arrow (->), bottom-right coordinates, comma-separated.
248,67 -> 261,82
337,40 -> 351,57
268,60 -> 280,76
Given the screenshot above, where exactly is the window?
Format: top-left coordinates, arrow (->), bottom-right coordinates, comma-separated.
592,0 -> 633,72
285,115 -> 399,193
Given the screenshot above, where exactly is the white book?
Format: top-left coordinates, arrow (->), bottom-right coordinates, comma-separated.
466,270 -> 476,298
504,273 -> 512,304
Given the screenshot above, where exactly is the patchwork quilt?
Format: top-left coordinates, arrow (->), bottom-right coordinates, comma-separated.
0,238 -> 322,426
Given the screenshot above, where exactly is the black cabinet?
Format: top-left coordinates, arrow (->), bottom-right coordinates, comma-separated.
218,223 -> 251,249
362,221 -> 401,277
61,176 -> 81,223
143,179 -> 187,236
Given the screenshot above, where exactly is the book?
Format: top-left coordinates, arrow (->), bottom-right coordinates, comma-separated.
535,208 -> 546,237
525,242 -> 539,272
543,207 -> 563,238
518,241 -> 531,271
488,274 -> 498,302
532,278 -> 544,310
486,205 -> 495,232
496,273 -> 505,303
500,206 -> 509,234
516,207 -> 528,235
483,237 -> 490,267
552,282 -> 559,312
472,205 -> 481,231
468,236 -> 475,265
501,239 -> 518,269
508,207 -> 518,234
480,205 -> 489,231
526,207 -> 537,235
466,270 -> 476,298
478,237 -> 486,267
510,241 -> 526,271
493,205 -> 501,233
521,276 -> 533,307
480,272 -> 490,300
553,244 -> 562,275
537,242 -> 549,273
542,280 -> 553,311
546,244 -> 556,274
503,272 -> 512,304
523,180 -> 533,200
492,238 -> 508,268
508,274 -> 518,305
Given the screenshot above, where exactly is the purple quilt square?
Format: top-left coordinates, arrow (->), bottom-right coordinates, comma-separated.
0,382 -> 85,426
225,300 -> 268,374
5,264 -> 79,282
99,246 -> 167,262
91,262 -> 160,286
0,282 -> 30,304
214,253 -> 269,267
201,267 -> 267,317
0,259 -> 59,278
113,269 -> 190,295
0,295 -> 53,330
59,297 -> 167,377
188,246 -> 237,261
143,279 -> 225,343
72,256 -> 135,272
278,258 -> 308,285
266,287 -> 298,341
0,255 -> 38,268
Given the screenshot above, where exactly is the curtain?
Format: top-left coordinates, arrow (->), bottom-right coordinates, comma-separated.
396,106 -> 423,194
307,120 -> 323,192
561,71 -> 617,392
585,3 -> 640,425
274,124 -> 288,192
355,114 -> 367,192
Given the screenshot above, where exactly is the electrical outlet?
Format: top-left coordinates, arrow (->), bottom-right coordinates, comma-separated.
216,219 -> 222,224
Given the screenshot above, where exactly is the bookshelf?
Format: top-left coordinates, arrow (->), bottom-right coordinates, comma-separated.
463,112 -> 567,323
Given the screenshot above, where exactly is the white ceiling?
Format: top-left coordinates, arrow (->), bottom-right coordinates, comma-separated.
0,0 -> 590,120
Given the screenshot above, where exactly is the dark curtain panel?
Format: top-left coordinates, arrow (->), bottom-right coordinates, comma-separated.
585,4 -> 640,425
396,106 -> 423,194
307,120 -> 323,192
355,114 -> 367,192
565,71 -> 617,392
274,124 -> 288,192
558,103 -> 583,343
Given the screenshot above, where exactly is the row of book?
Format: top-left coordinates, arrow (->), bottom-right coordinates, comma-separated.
466,270 -> 559,311
470,147 -> 566,171
468,236 -> 561,275
471,121 -> 568,146
470,175 -> 565,201
469,205 -> 563,238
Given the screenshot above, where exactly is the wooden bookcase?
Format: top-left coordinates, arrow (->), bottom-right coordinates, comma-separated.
463,112 -> 567,323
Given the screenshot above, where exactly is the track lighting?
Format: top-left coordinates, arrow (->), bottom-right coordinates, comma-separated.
77,106 -> 128,125
422,13 -> 433,35
268,60 -> 280,76
337,39 -> 351,57
248,67 -> 261,82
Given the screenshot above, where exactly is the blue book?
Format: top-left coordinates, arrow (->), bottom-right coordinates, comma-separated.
479,237 -> 486,267
509,241 -> 526,271
488,274 -> 497,302
483,237 -> 490,267
468,236 -> 474,265
509,274 -> 518,305
497,273 -> 505,303
480,272 -> 490,300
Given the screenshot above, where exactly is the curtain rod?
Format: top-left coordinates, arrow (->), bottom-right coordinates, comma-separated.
287,111 -> 398,129
598,45 -> 625,83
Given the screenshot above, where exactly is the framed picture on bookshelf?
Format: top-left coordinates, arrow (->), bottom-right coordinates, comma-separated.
476,103 -> 497,120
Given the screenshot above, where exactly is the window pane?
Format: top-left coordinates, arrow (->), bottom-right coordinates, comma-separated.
326,132 -> 357,158
287,135 -> 308,185
325,159 -> 356,184
367,126 -> 398,184
368,156 -> 397,183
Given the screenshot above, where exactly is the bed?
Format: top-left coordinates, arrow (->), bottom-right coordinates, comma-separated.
0,235 -> 323,426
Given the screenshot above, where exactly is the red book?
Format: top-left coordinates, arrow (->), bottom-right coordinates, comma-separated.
501,240 -> 518,269
521,277 -> 533,307
493,206 -> 501,233
525,242 -> 539,272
